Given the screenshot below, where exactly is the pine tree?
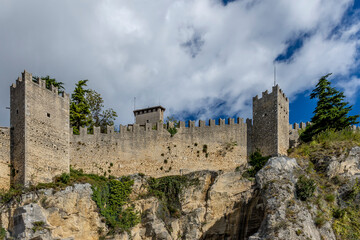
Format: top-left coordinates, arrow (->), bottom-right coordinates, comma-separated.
70,80 -> 92,134
300,73 -> 359,142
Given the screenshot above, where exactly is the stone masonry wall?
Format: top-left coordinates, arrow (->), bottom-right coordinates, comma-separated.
25,73 -> 70,186
289,122 -> 308,148
0,127 -> 10,190
10,71 -> 70,187
276,87 -> 289,155
252,87 -> 278,156
10,75 -> 26,186
70,119 -> 248,178
135,108 -> 164,125
252,85 -> 289,156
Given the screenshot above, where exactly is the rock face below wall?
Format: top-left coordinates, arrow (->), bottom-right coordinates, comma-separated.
1,171 -> 260,240
0,184 -> 105,240
251,157 -> 336,240
6,151 -> 360,239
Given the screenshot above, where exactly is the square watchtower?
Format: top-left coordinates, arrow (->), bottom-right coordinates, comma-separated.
252,85 -> 289,156
10,70 -> 70,187
133,106 -> 165,125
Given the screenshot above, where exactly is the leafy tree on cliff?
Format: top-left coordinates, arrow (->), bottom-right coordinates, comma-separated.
85,89 -> 118,132
70,80 -> 92,134
32,75 -> 65,94
300,73 -> 359,142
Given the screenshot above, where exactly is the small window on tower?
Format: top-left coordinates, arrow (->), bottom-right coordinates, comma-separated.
47,113 -> 51,118
16,110 -> 18,114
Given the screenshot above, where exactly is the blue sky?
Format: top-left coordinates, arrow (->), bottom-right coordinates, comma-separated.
287,1 -> 360,125
0,0 -> 359,127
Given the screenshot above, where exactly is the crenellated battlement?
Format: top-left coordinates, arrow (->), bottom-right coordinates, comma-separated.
11,70 -> 69,99
289,122 -> 311,130
253,84 -> 288,103
72,117 -> 248,139
4,70 -> 295,189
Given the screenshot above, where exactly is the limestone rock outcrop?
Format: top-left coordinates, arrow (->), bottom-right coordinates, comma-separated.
251,157 -> 336,240
1,184 -> 105,240
2,147 -> 360,239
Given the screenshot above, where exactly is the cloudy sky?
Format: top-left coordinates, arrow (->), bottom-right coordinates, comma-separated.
0,0 -> 359,127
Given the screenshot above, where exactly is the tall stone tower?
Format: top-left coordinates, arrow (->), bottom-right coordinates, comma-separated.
252,85 -> 289,156
10,70 -> 70,187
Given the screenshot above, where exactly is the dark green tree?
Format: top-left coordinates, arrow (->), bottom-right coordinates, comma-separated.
300,73 -> 359,142
32,75 -> 65,94
85,89 -> 118,132
70,80 -> 92,134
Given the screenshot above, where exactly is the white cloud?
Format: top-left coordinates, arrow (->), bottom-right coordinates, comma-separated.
0,0 -> 358,126
337,76 -> 360,102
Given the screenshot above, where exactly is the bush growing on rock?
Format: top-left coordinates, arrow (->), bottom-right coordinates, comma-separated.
243,150 -> 270,178
295,175 -> 316,201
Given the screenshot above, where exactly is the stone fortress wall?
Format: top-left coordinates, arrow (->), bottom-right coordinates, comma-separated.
70,119 -> 248,177
10,71 -> 70,187
0,127 -> 10,190
5,70 -> 350,189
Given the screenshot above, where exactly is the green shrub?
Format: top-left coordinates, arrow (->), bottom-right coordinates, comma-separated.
333,206 -> 360,239
167,127 -> 177,137
0,185 -> 24,204
32,221 -> 45,233
59,173 -> 70,184
295,175 -> 316,201
244,150 -> 270,177
147,175 -> 198,218
332,208 -> 345,219
325,194 -> 335,203
314,212 -> 326,227
0,226 -> 6,240
92,178 -> 140,233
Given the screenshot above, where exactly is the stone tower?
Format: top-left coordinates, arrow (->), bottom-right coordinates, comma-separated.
133,106 -> 165,125
252,85 -> 289,156
10,70 -> 70,187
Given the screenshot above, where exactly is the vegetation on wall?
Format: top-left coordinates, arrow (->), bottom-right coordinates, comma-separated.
300,73 -> 359,142
165,116 -> 179,137
32,75 -> 65,94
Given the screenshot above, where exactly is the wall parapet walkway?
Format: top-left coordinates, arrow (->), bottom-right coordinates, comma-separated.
70,118 -> 249,178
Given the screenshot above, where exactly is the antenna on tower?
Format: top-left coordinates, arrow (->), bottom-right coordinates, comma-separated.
134,97 -> 136,110
273,62 -> 277,86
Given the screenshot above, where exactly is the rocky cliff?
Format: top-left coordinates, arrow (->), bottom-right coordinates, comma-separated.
1,146 -> 360,240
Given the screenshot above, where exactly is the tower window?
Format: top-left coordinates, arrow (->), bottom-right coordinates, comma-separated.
16,110 -> 18,114
47,113 -> 51,118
